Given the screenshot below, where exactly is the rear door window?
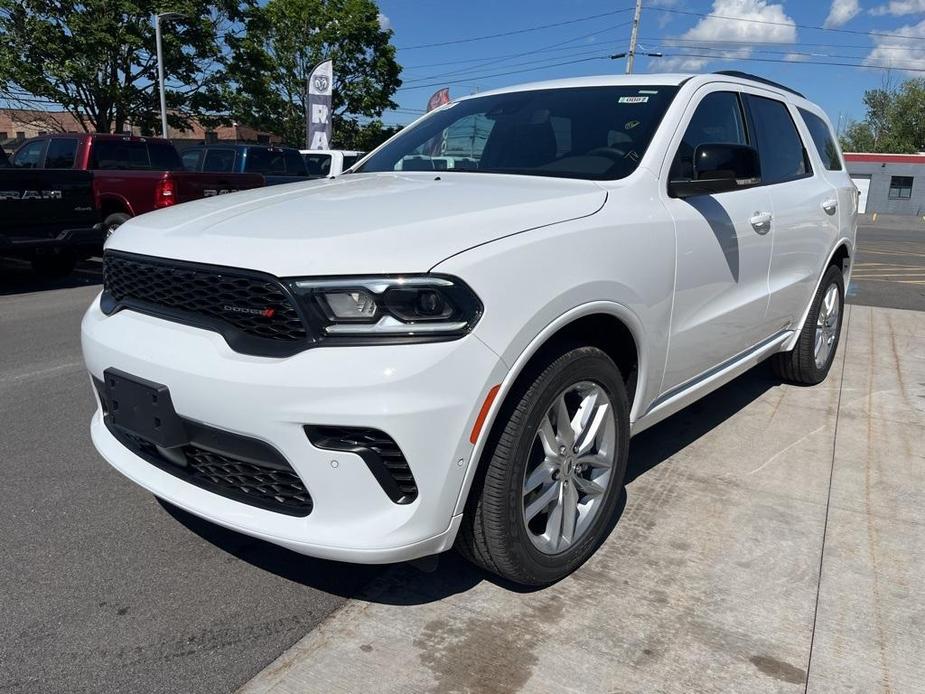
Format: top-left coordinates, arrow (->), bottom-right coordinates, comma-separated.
671,91 -> 748,180
746,95 -> 810,184
798,108 -> 842,171
182,149 -> 203,171
12,140 -> 47,168
202,149 -> 236,172
45,138 -> 79,168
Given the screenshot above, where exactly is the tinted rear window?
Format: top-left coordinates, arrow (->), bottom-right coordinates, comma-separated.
91,141 -> 150,170
799,108 -> 842,171
244,148 -> 286,174
149,142 -> 183,170
91,140 -> 181,170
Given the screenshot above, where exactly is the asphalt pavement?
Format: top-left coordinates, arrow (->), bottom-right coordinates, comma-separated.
1,219 -> 922,694
847,215 -> 925,311
0,271 -> 381,694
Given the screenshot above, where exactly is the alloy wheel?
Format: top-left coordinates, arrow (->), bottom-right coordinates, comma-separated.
814,283 -> 841,369
521,381 -> 616,554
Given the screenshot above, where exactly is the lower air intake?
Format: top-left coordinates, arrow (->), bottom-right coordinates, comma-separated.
305,426 -> 418,504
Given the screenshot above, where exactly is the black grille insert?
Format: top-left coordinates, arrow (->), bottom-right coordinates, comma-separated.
102,251 -> 309,355
305,426 -> 418,504
95,378 -> 313,518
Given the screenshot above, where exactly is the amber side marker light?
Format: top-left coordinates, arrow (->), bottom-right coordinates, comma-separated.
470,384 -> 501,444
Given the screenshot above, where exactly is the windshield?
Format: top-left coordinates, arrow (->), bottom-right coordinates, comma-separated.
359,86 -> 678,180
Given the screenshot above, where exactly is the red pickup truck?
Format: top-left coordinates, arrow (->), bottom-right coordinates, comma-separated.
12,134 -> 265,234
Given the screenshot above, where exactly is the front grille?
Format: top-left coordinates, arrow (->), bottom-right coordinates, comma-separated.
109,422 -> 313,517
305,426 -> 418,504
102,251 -> 308,347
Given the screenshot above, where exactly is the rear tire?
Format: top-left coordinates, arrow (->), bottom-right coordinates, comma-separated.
103,212 -> 131,239
457,345 -> 629,586
771,265 -> 845,385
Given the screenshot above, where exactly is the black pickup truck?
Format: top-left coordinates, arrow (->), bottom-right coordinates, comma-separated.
1,147 -> 102,276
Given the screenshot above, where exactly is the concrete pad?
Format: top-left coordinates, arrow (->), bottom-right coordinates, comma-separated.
805,306 -> 925,694
240,306 -> 924,694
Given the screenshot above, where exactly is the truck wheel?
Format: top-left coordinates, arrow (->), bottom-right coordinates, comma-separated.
771,265 -> 845,385
32,251 -> 77,279
103,213 -> 131,239
457,345 -> 629,586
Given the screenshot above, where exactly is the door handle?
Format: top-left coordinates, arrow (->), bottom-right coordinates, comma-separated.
749,212 -> 773,233
822,199 -> 838,215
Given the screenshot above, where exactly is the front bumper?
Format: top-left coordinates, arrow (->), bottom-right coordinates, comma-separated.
81,294 -> 505,563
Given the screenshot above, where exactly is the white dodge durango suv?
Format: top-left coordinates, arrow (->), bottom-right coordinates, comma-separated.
82,72 -> 856,586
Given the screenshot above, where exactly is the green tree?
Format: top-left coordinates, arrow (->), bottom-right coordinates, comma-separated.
224,0 -> 401,147
0,0 -> 250,134
840,77 -> 925,153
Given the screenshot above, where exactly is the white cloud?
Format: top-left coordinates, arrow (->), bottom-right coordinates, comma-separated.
658,0 -> 797,72
824,0 -> 861,27
377,13 -> 391,31
864,17 -> 925,71
871,0 -> 925,15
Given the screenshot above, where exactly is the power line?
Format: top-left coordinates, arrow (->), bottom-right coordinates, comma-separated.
402,24 -> 629,71
397,7 -> 634,50
654,7 -> 925,42
396,55 -> 610,92
402,45 -> 618,86
658,51 -> 925,74
639,36 -> 878,51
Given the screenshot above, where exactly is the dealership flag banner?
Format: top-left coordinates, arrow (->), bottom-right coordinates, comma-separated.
307,60 -> 333,149
426,87 -> 450,155
426,87 -> 450,112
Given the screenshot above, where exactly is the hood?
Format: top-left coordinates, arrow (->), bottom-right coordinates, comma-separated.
106,172 -> 606,276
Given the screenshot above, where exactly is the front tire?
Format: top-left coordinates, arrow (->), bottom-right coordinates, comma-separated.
771,265 -> 845,385
458,345 -> 630,586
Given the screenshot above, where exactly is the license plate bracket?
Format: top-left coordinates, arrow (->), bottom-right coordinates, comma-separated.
103,368 -> 187,448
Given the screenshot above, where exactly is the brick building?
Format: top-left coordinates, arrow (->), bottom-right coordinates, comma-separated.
0,107 -> 281,154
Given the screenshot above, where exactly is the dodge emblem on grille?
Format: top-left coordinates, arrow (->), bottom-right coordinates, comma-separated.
223,305 -> 276,318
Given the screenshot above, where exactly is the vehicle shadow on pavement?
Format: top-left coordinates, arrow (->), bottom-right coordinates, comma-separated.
164,363 -> 780,603
0,258 -> 102,296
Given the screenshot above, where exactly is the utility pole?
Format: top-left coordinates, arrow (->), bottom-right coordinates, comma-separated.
155,13 -> 182,139
626,0 -> 643,74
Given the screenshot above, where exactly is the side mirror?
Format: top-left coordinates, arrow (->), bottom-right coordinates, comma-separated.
668,143 -> 761,198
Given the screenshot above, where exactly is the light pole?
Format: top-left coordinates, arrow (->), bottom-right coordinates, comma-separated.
155,12 -> 182,139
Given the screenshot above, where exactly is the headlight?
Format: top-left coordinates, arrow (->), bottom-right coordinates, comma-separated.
287,275 -> 482,342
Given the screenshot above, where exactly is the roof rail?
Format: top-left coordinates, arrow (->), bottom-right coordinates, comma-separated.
712,70 -> 804,98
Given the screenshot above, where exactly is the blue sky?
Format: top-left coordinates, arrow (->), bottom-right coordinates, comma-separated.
378,0 -> 925,131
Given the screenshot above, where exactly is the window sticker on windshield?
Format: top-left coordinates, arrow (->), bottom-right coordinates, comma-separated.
619,96 -> 649,104
638,90 -> 659,94
625,120 -> 640,130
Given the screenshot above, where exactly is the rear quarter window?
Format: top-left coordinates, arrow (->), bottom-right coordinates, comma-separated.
798,108 -> 843,171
